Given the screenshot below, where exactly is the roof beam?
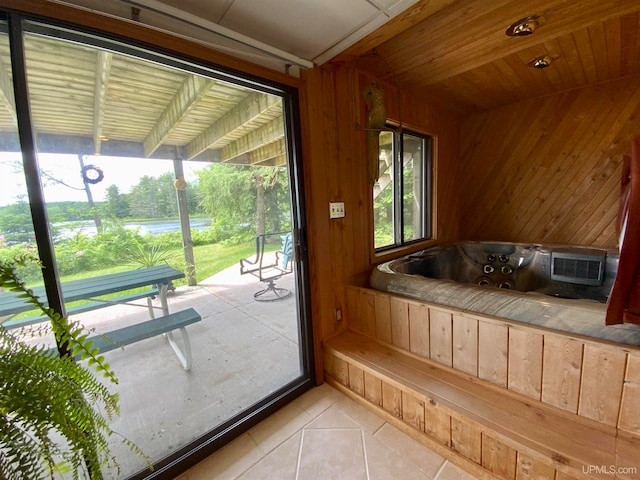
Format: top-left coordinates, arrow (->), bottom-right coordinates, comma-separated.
93,51 -> 112,155
143,75 -> 215,157
185,92 -> 281,160
0,60 -> 17,125
0,132 -> 182,160
222,138 -> 286,166
220,116 -> 284,163
250,139 -> 286,166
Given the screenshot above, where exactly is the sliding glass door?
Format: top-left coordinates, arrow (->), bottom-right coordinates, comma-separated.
1,12 -> 312,479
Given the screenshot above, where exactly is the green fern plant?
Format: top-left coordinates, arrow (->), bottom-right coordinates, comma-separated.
0,256 -> 143,479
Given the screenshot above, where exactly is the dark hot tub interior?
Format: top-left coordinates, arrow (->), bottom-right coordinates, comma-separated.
392,242 -> 615,303
371,241 -> 640,346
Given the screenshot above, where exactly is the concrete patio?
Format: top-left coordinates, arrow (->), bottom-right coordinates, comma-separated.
63,262 -> 302,477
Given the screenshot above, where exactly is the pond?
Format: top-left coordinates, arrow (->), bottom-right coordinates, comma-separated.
54,218 -> 212,239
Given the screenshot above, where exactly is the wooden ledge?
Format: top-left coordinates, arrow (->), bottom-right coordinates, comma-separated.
325,331 -> 622,479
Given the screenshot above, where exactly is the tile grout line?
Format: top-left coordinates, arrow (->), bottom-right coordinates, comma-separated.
372,420 -> 386,436
293,392 -> 337,479
433,459 -> 448,480
304,427 -> 364,431
228,434 -> 265,480
298,396 -> 337,420
360,428 -> 371,480
369,421 -> 451,480
294,429 -> 305,480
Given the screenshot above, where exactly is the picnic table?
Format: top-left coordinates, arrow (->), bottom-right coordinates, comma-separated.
0,265 -> 201,370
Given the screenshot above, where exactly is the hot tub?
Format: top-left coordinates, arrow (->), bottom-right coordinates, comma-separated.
371,241 -> 640,346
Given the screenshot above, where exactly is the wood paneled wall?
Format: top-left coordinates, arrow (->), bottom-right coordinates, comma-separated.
459,74 -> 640,248
301,65 -> 461,380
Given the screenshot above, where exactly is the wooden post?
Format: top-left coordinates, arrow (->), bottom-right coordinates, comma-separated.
173,159 -> 196,286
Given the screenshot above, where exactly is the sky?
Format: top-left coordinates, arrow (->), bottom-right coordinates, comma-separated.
0,153 -> 208,206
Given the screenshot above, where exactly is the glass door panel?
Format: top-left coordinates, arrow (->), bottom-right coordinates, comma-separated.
0,24 -> 51,348
17,19 -> 308,478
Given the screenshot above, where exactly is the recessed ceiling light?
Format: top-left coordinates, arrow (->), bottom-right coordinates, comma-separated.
527,55 -> 553,68
506,16 -> 542,37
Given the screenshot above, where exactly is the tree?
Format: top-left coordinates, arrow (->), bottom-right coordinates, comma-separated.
185,178 -> 200,214
0,197 -> 35,244
105,185 -> 130,218
197,164 -> 255,239
257,167 -> 290,235
155,172 -> 179,218
197,164 -> 290,241
128,173 -> 179,219
129,176 -> 158,218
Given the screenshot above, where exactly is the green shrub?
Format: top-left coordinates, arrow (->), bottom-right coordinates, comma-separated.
0,244 -> 42,284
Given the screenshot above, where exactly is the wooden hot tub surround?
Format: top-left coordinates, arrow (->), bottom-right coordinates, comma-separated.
324,286 -> 640,480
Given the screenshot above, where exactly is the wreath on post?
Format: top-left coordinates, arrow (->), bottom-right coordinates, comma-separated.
81,165 -> 104,185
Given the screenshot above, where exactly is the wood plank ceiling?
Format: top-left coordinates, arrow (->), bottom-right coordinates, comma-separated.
334,0 -> 640,113
0,32 -> 285,166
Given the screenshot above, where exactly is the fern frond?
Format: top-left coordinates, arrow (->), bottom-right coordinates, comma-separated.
0,256 -> 117,384
0,257 -> 145,479
0,328 -> 119,479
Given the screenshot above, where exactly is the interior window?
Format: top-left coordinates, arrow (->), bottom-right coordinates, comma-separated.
374,129 -> 432,250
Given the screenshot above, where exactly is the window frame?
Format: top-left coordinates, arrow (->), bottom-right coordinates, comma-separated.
373,127 -> 433,254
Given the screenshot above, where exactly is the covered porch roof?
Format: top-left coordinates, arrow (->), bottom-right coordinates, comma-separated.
0,29 -> 286,166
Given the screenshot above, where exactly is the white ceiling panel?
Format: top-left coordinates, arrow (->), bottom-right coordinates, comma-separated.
386,0 -> 426,15
54,0 -> 421,70
312,11 -> 389,65
368,0 -> 413,13
151,0 -> 235,23
218,0 -> 379,60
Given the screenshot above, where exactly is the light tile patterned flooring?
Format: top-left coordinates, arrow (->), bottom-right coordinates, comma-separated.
176,383 -> 480,480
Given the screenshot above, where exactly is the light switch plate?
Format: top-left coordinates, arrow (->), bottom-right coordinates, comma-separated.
329,202 -> 345,219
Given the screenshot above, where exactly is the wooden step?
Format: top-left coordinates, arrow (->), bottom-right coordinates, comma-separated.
324,331 -> 627,480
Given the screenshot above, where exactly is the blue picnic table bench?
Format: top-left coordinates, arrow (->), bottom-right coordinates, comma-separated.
0,264 -> 201,370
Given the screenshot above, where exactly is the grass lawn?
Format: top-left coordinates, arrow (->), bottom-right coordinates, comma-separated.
14,241 -> 264,316
9,238 -> 286,321
54,240 -> 258,283
177,241 -> 263,284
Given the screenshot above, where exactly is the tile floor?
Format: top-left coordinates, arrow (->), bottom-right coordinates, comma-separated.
176,383 -> 480,480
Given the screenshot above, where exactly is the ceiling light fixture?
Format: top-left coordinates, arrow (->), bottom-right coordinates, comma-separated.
527,55 -> 553,68
506,16 -> 542,37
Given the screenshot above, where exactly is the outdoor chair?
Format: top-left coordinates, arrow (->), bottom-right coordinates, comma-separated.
240,232 -> 294,301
